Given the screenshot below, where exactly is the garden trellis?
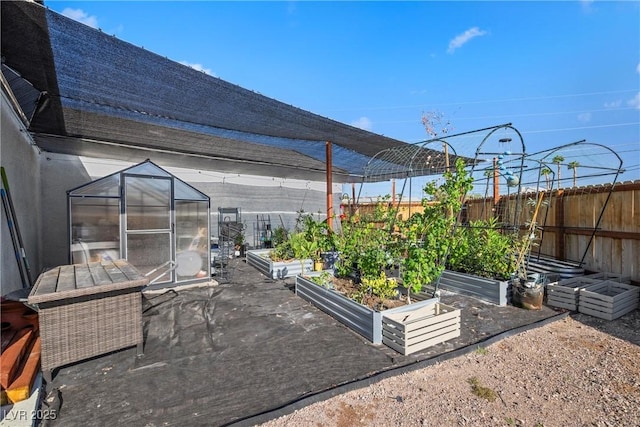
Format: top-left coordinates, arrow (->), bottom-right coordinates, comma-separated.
527,141 -> 624,267
357,124 -> 530,295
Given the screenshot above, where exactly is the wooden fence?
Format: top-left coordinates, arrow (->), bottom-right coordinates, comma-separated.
348,180 -> 640,283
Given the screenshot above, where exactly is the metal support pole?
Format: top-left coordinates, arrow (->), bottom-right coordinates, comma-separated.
326,141 -> 333,231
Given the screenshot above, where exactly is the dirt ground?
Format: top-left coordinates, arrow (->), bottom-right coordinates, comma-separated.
259,311 -> 640,427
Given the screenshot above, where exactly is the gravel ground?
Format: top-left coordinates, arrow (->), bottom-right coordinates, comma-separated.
259,311 -> 640,427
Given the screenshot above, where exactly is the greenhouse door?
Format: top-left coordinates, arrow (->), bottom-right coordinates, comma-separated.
123,174 -> 174,283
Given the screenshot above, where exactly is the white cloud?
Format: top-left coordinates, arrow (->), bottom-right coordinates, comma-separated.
627,92 -> 640,110
604,100 -> 622,109
61,8 -> 98,29
351,117 -> 373,131
447,27 -> 488,54
577,112 -> 591,123
179,61 -> 215,77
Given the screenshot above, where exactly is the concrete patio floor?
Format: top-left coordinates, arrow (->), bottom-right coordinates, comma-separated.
41,258 -> 568,427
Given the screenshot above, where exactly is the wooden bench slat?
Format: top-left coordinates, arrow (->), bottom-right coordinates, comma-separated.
102,262 -> 128,283
74,265 -> 95,288
89,263 -> 113,285
55,265 -> 77,292
33,268 -> 60,296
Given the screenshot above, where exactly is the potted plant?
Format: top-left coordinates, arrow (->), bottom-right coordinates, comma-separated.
234,230 -> 247,257
511,194 -> 547,310
298,214 -> 335,271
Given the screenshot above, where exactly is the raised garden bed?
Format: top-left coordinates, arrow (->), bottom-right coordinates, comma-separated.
382,302 -> 460,355
246,249 -> 312,280
295,275 -> 439,346
578,280 -> 639,320
438,270 -> 512,306
545,277 -> 600,311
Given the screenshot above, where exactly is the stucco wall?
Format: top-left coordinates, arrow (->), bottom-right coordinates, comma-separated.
0,91 -> 41,295
38,153 -> 93,269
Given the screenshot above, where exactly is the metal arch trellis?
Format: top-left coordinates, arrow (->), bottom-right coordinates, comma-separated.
528,140 -> 624,267
353,139 -> 459,233
355,123 -> 531,225
466,123 -> 527,231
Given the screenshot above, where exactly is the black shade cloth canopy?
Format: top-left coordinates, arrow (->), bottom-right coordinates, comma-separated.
1,1 -> 450,183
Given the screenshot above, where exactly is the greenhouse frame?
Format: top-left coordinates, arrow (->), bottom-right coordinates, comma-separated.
68,160 -> 211,286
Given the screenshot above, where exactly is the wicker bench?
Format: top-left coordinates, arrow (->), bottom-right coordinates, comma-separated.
27,260 -> 149,382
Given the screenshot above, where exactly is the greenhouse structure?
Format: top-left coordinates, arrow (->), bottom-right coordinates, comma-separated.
68,160 -> 211,286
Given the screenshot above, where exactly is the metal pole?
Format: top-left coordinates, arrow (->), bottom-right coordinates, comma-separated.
326,141 -> 333,231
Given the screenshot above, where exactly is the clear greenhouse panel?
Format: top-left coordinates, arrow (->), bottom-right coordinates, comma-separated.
70,197 -> 120,264
68,160 -> 211,286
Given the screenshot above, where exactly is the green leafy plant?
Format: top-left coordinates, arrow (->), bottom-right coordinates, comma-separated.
297,212 -> 335,261
233,229 -> 245,248
268,231 -> 315,263
288,231 -> 317,260
399,158 -> 473,302
333,216 -> 398,281
271,226 -> 288,247
308,271 -> 333,289
360,271 -> 398,300
447,217 -> 517,280
269,239 -> 294,261
269,213 -> 333,265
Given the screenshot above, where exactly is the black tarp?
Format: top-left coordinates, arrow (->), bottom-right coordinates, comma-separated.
42,259 -> 567,426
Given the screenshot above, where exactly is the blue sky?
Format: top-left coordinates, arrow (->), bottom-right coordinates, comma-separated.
46,1 -> 639,196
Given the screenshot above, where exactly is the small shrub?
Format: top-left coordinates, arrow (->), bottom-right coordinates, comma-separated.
475,346 -> 489,355
309,271 -> 333,289
271,226 -> 288,247
360,271 -> 398,300
468,377 -> 497,402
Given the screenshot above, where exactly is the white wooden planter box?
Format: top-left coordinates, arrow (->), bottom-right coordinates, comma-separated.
438,270 -> 512,306
295,275 -> 439,345
578,281 -> 640,321
382,303 -> 460,355
583,272 -> 631,283
546,277 -> 600,311
246,249 -> 312,279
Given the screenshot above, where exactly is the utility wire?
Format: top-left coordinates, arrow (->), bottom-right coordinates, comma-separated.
326,89 -> 638,112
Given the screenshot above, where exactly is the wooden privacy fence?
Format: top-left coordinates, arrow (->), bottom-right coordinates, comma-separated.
348,180 -> 639,283
464,180 -> 639,283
